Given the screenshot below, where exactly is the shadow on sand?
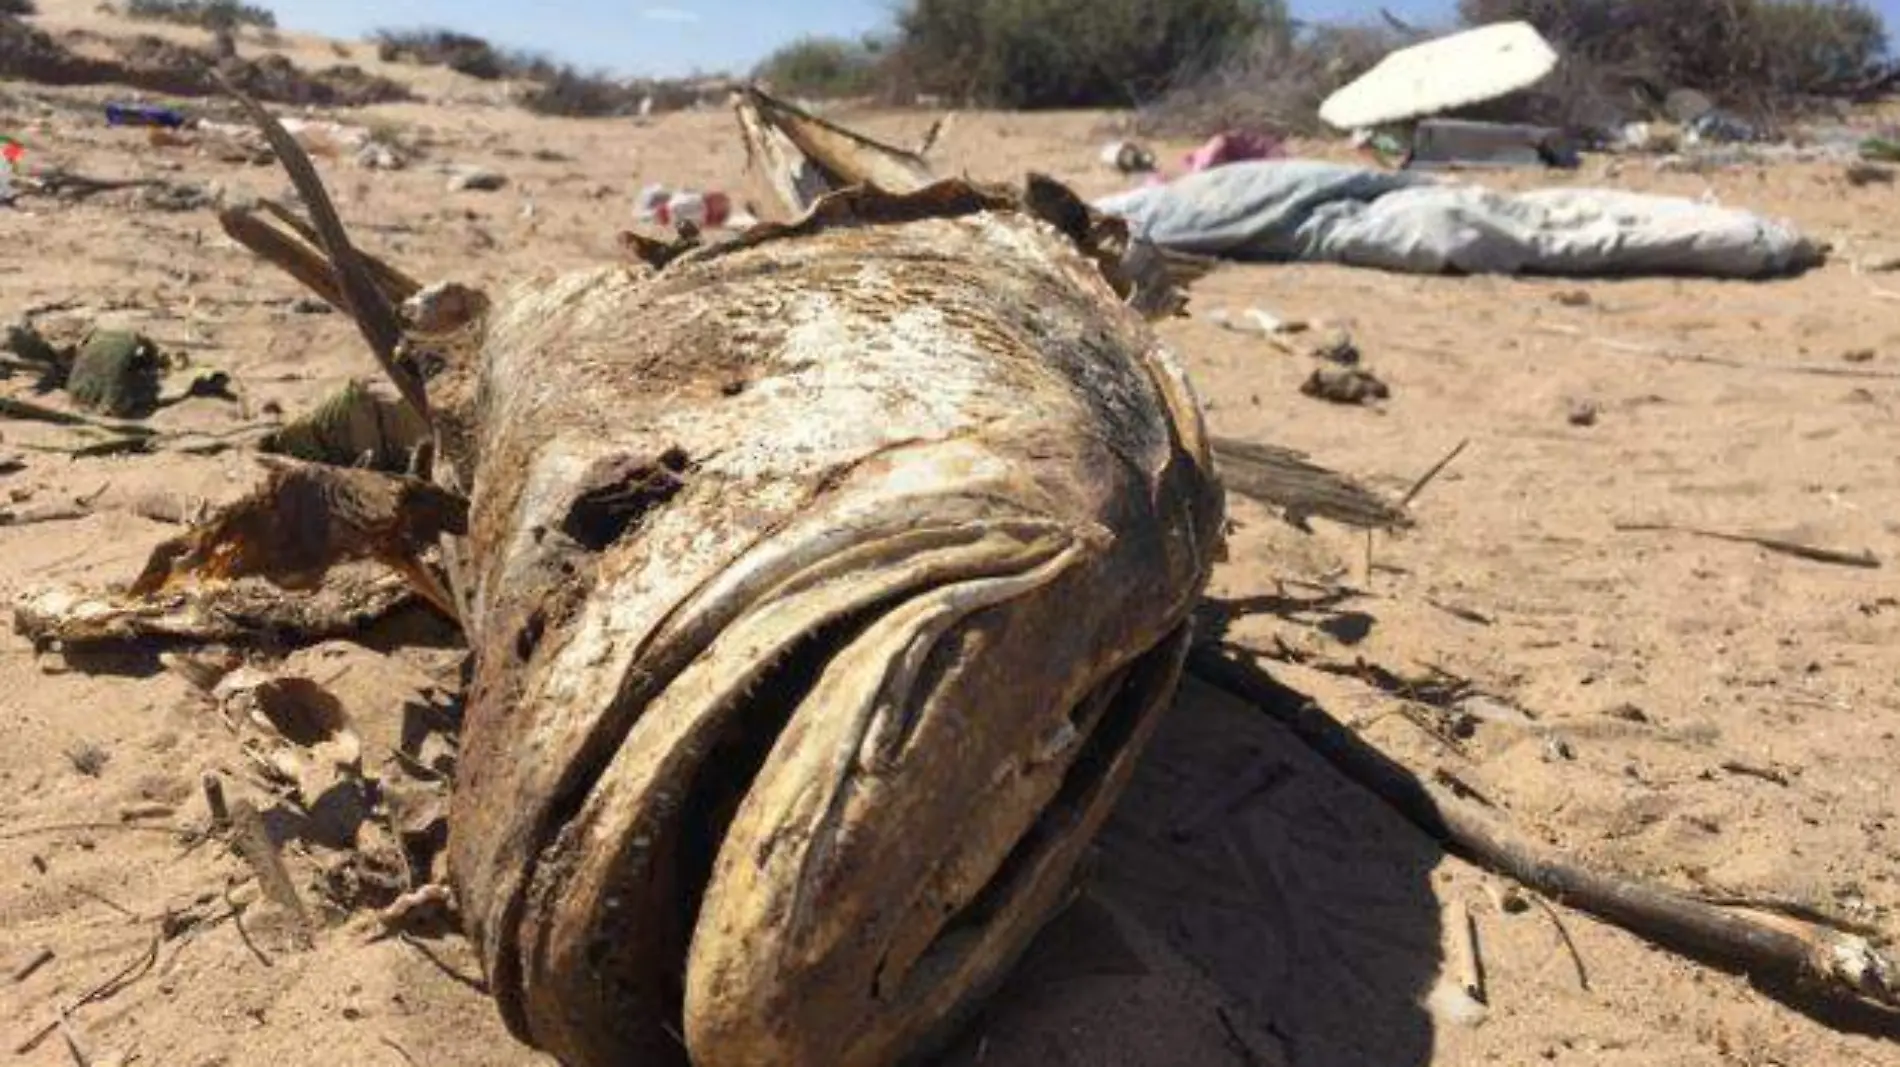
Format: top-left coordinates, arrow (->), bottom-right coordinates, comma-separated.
934,668 -> 1446,1067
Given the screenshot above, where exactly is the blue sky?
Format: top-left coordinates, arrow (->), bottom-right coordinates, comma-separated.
268,0 -> 1900,79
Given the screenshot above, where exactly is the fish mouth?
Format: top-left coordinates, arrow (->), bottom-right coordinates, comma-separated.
462,481 -> 1196,1067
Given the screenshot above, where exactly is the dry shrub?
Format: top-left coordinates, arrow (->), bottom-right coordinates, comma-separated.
369,25 -> 669,116
517,65 -> 641,116
1136,19 -> 1403,136
373,27 -> 511,79
0,18 -> 410,105
891,0 -> 1278,109
0,0 -> 37,17
123,0 -> 274,30
1458,0 -> 1890,117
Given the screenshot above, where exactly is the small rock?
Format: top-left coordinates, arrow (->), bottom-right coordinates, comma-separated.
289,296 -> 333,315
1604,702 -> 1650,724
1859,252 -> 1900,273
447,167 -> 507,193
1204,307 -> 1306,337
139,182 -> 221,212
1551,289 -> 1592,307
1844,162 -> 1895,187
1843,348 -> 1875,364
354,143 -> 404,171
1306,326 -> 1359,365
1566,398 -> 1600,426
1300,365 -> 1388,405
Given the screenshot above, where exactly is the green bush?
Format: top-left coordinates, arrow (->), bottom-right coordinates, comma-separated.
753,35 -> 881,98
1457,0 -> 1889,104
893,0 -> 1281,109
123,0 -> 275,30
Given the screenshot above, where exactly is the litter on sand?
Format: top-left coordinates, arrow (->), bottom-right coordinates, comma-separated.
1405,119 -> 1580,171
1318,21 -> 1559,131
1094,160 -> 1822,278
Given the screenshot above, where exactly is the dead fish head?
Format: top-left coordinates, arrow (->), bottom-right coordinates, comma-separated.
198,79 -> 1225,1067
440,179 -> 1226,1067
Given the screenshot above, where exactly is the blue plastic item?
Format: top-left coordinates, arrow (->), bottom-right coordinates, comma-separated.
104,103 -> 187,129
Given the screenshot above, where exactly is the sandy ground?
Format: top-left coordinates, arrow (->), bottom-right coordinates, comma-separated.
4,6 -> 1900,1067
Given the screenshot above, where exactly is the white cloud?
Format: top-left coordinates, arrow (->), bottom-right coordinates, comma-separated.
640,7 -> 700,22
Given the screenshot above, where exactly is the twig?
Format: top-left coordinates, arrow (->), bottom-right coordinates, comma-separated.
1615,521 -> 1879,569
396,933 -> 488,994
225,799 -> 310,936
1540,325 -> 1900,381
0,821 -> 190,842
202,773 -> 231,831
70,885 -> 140,920
1425,598 -> 1493,626
12,946 -> 54,983
379,1036 -> 421,1066
1432,767 -> 1498,808
57,1010 -> 91,1067
1720,760 -> 1791,787
1528,893 -> 1591,991
13,932 -> 160,1055
1399,437 -> 1470,510
0,397 -> 157,438
17,169 -> 166,200
1187,643 -> 1900,1017
211,71 -> 425,420
224,888 -> 273,968
1449,900 -> 1486,1004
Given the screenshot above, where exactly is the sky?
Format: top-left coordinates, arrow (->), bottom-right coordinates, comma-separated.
266,0 -> 1900,80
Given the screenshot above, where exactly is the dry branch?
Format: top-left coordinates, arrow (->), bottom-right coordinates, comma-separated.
1615,521 -> 1879,569
1540,325 -> 1900,382
209,70 -> 424,417
226,799 -> 308,931
1187,644 -> 1900,1019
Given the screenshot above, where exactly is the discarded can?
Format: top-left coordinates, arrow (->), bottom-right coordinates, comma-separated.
0,135 -> 20,202
636,185 -> 733,229
105,103 -> 187,129
1099,139 -> 1156,174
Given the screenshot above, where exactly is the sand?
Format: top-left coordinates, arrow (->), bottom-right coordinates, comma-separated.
3,5 -> 1899,1066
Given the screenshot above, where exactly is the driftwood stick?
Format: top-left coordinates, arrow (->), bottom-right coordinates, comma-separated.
256,199 -> 423,302
226,799 -> 309,934
0,398 -> 158,438
11,947 -> 54,984
1448,900 -> 1486,1004
1614,521 -> 1879,569
217,206 -> 348,311
210,70 -> 426,419
1539,324 -> 1900,381
1186,643 -> 1900,1018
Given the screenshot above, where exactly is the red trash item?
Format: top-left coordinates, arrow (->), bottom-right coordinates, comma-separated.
1183,131 -> 1283,173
